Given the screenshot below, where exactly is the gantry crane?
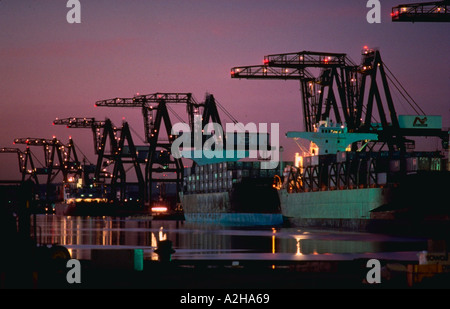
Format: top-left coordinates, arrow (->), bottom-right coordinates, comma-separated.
232,51 -> 357,133
94,119 -> 144,203
11,137 -> 82,204
231,48 -> 449,153
53,117 -> 117,183
392,1 -> 450,22
12,137 -> 81,184
53,117 -> 145,204
95,92 -> 224,206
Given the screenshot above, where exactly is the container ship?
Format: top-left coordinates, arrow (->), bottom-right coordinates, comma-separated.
54,185 -> 146,216
229,48 -> 450,234
279,119 -> 450,233
180,160 -> 284,226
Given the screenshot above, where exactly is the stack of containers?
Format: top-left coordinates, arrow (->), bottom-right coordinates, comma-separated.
183,160 -> 285,194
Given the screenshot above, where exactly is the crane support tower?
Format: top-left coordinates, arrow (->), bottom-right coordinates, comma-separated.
12,137 -> 81,184
53,117 -> 145,204
94,119 -> 145,204
11,137 -> 82,205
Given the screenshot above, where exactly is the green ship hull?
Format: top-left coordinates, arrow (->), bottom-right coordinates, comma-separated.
279,187 -> 392,230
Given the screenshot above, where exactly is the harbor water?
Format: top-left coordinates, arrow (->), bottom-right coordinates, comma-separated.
33,214 -> 430,263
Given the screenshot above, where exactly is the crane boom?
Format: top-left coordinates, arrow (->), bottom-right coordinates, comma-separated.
53,117 -> 112,155
263,51 -> 351,68
392,1 -> 450,22
53,117 -> 105,128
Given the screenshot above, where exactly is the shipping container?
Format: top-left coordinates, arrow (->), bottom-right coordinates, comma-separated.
237,169 -> 250,178
243,161 -> 253,169
227,170 -> 237,179
208,181 -> 212,192
336,151 -> 356,163
430,157 -> 441,171
184,168 -> 191,176
226,162 -> 236,170
303,156 -> 319,166
418,157 -> 430,171
390,160 -> 401,172
227,179 -> 233,189
377,173 -> 387,185
222,162 -> 228,171
406,157 -> 418,172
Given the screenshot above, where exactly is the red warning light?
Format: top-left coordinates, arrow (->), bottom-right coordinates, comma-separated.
263,58 -> 269,65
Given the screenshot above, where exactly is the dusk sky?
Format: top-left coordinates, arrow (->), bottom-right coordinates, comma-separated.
0,0 -> 449,180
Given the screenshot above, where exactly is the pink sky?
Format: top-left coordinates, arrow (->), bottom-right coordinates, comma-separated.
0,0 -> 448,180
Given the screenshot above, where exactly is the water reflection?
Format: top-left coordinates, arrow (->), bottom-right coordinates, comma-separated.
34,215 -> 429,261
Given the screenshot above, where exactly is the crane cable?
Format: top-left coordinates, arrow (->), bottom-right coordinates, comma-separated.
128,123 -> 147,144
74,143 -> 93,165
383,62 -> 426,115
